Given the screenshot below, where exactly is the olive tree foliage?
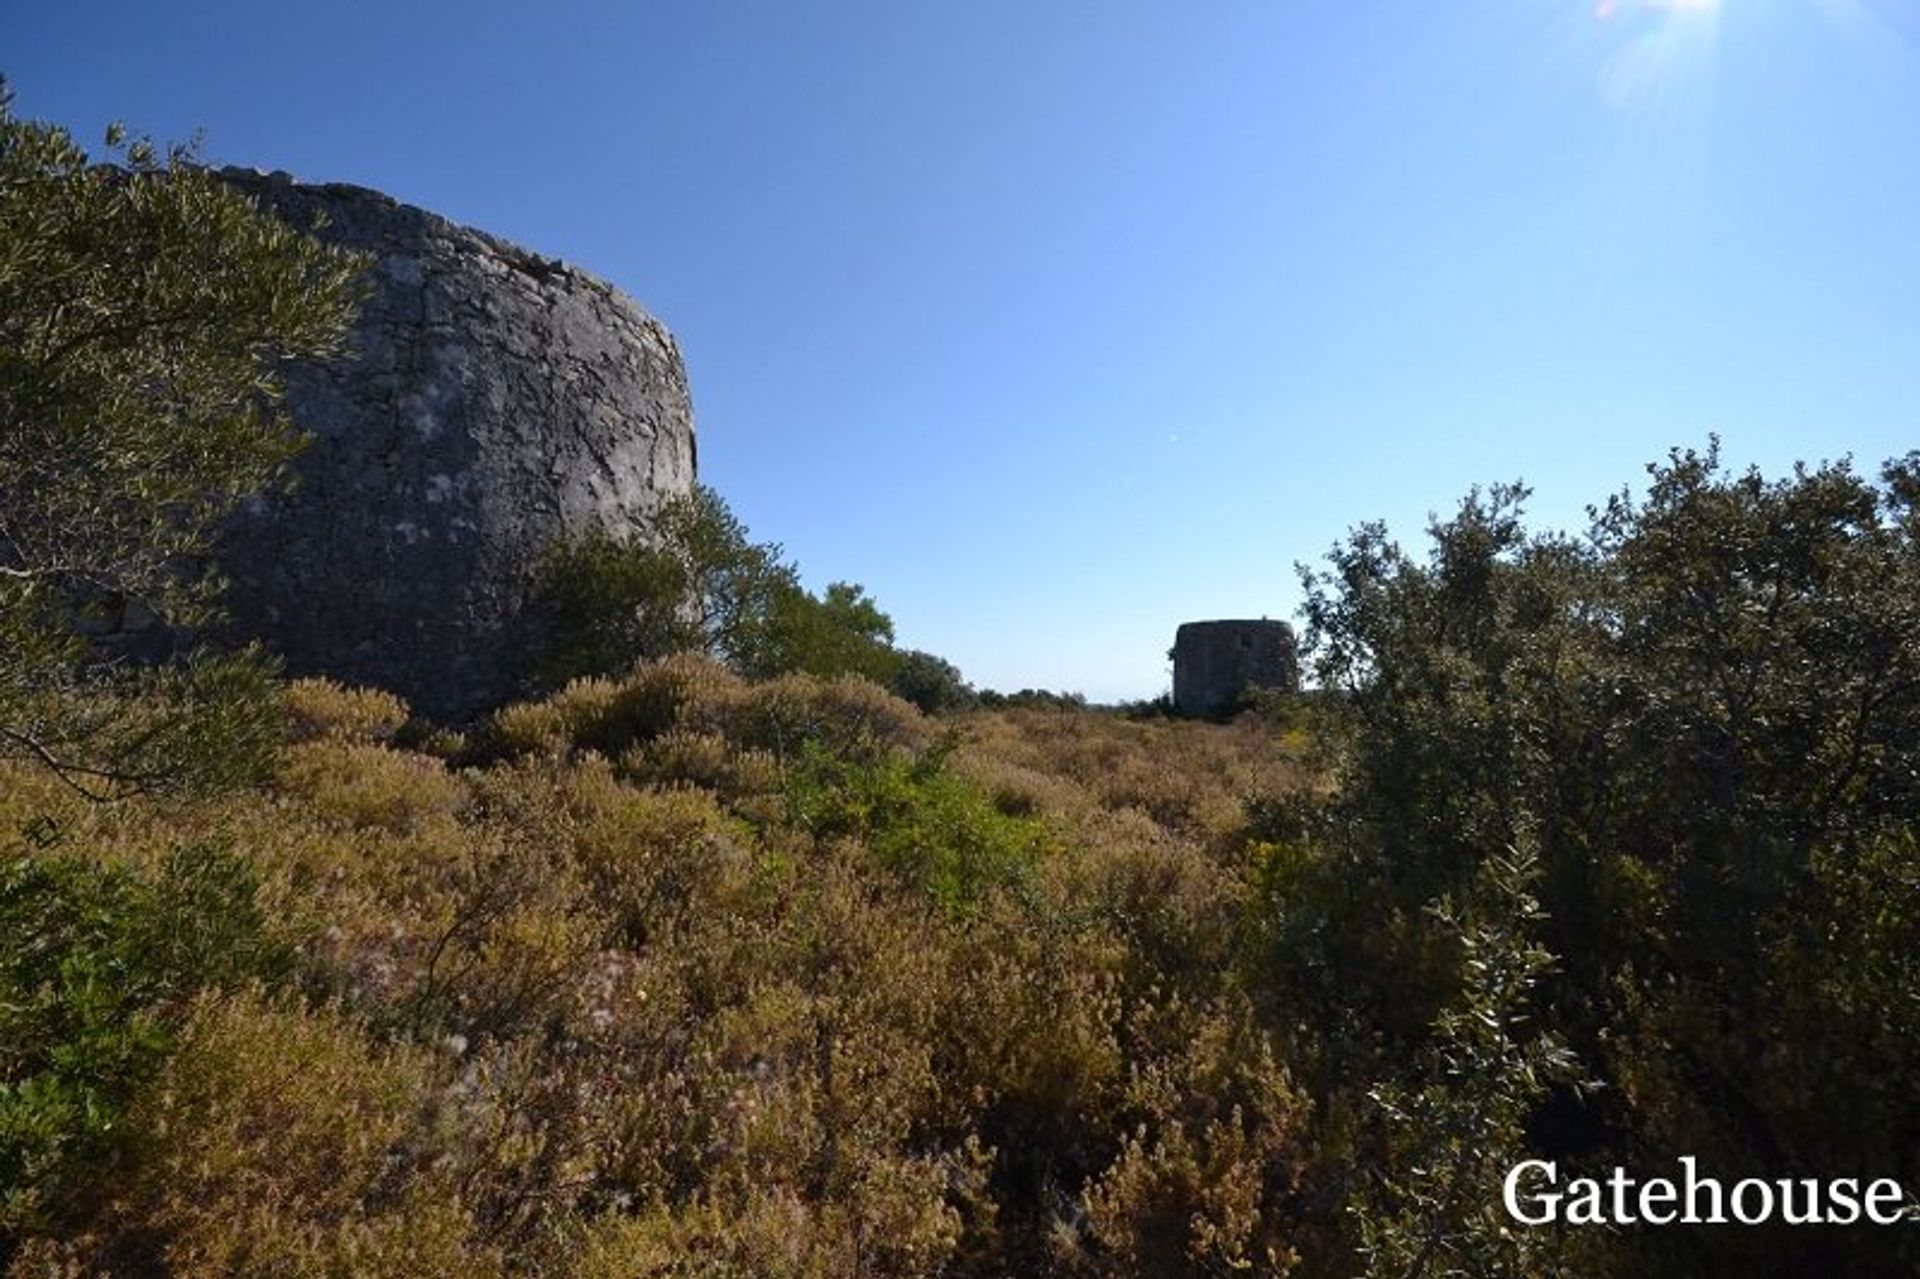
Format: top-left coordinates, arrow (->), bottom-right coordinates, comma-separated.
530,485 -> 905,690
887,649 -> 976,715
1269,441 -> 1920,1276
0,86 -> 368,798
526,524 -> 696,688
1352,843 -> 1585,1279
758,578 -> 899,683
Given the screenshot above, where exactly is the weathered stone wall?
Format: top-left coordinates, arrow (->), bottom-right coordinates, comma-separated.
1171,619 -> 1298,718
212,170 -> 696,719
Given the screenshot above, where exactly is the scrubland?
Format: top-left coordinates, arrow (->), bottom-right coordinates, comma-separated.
7,449 -> 1919,1279
3,659 -> 1334,1277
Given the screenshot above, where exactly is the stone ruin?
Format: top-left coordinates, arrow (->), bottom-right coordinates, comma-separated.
1171,619 -> 1299,718
209,170 -> 697,719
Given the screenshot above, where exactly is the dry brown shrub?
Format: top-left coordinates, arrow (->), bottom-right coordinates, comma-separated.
404,723 -> 471,760
434,868 -> 605,1041
945,933 -> 1126,1134
1077,997 -> 1309,1278
582,849 -> 1008,1266
613,728 -> 785,808
86,991 -> 495,1278
563,1177 -> 963,1279
619,725 -> 733,790
0,761 -> 110,862
949,748 -> 1093,821
5,675 -> 1327,1278
956,705 -> 1310,850
477,658 -> 926,774
487,676 -> 625,758
569,778 -> 751,946
1045,807 -> 1251,992
591,651 -> 750,749
731,673 -> 929,764
276,739 -> 465,836
488,697 -> 576,758
479,656 -> 750,762
282,677 -> 410,745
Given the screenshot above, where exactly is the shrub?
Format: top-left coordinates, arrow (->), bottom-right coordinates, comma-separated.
103,991 -> 497,1278
567,777 -> 748,944
734,673 -> 928,765
488,696 -> 587,759
527,526 -> 697,691
480,659 -> 928,773
784,743 -> 1049,912
887,649 -> 976,716
1,600 -> 1332,1275
1348,846 -> 1586,1279
282,677 -> 409,745
276,739 -> 465,835
621,726 -> 735,791
753,580 -> 903,685
589,654 -> 748,753
0,846 -> 289,1233
1080,999 -> 1308,1277
1287,445 -> 1920,1274
528,486 -> 913,696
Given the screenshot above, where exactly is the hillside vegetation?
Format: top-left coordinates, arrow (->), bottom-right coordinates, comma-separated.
7,448 -> 1920,1278
4,657 -> 1328,1276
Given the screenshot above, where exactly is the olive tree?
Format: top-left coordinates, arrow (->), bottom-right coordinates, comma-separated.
1276,441 -> 1920,1276
0,85 -> 367,798
530,485 -> 907,689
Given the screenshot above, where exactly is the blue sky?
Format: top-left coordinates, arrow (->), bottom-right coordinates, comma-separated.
10,1 -> 1918,699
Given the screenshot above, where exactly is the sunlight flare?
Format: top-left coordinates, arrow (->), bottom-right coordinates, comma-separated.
1594,0 -> 1723,109
1597,0 -> 1718,18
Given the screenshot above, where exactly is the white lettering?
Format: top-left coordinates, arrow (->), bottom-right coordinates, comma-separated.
1639,1177 -> 1677,1225
1566,1177 -> 1606,1225
1681,1157 -> 1726,1224
1504,1159 -> 1559,1226
1865,1180 -> 1906,1225
1730,1179 -> 1773,1225
1829,1178 -> 1861,1225
1778,1178 -> 1821,1226
1502,1160 -> 1908,1227
1608,1167 -> 1638,1224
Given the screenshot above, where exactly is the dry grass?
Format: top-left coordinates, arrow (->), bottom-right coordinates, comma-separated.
3,661 -> 1322,1278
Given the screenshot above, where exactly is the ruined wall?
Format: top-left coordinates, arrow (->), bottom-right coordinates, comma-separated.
1171,619 -> 1298,718
214,170 -> 697,719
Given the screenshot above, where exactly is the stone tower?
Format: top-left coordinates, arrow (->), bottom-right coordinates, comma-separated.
1171,619 -> 1298,718
213,170 -> 697,719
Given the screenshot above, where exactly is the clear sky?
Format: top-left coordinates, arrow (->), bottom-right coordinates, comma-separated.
9,1 -> 1918,700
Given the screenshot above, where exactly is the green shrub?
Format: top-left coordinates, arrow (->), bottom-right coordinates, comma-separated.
0,846 -> 289,1232
887,649 -> 976,715
753,579 -> 903,684
784,742 -> 1049,911
0,90 -> 365,801
528,526 -> 696,691
1286,444 -> 1920,1274
528,487 -> 908,691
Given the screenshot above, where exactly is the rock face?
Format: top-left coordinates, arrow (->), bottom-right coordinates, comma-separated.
1171,620 -> 1298,718
213,170 -> 697,719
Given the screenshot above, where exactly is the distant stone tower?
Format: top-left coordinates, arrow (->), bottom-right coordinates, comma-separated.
212,170 -> 697,719
1171,619 -> 1298,718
